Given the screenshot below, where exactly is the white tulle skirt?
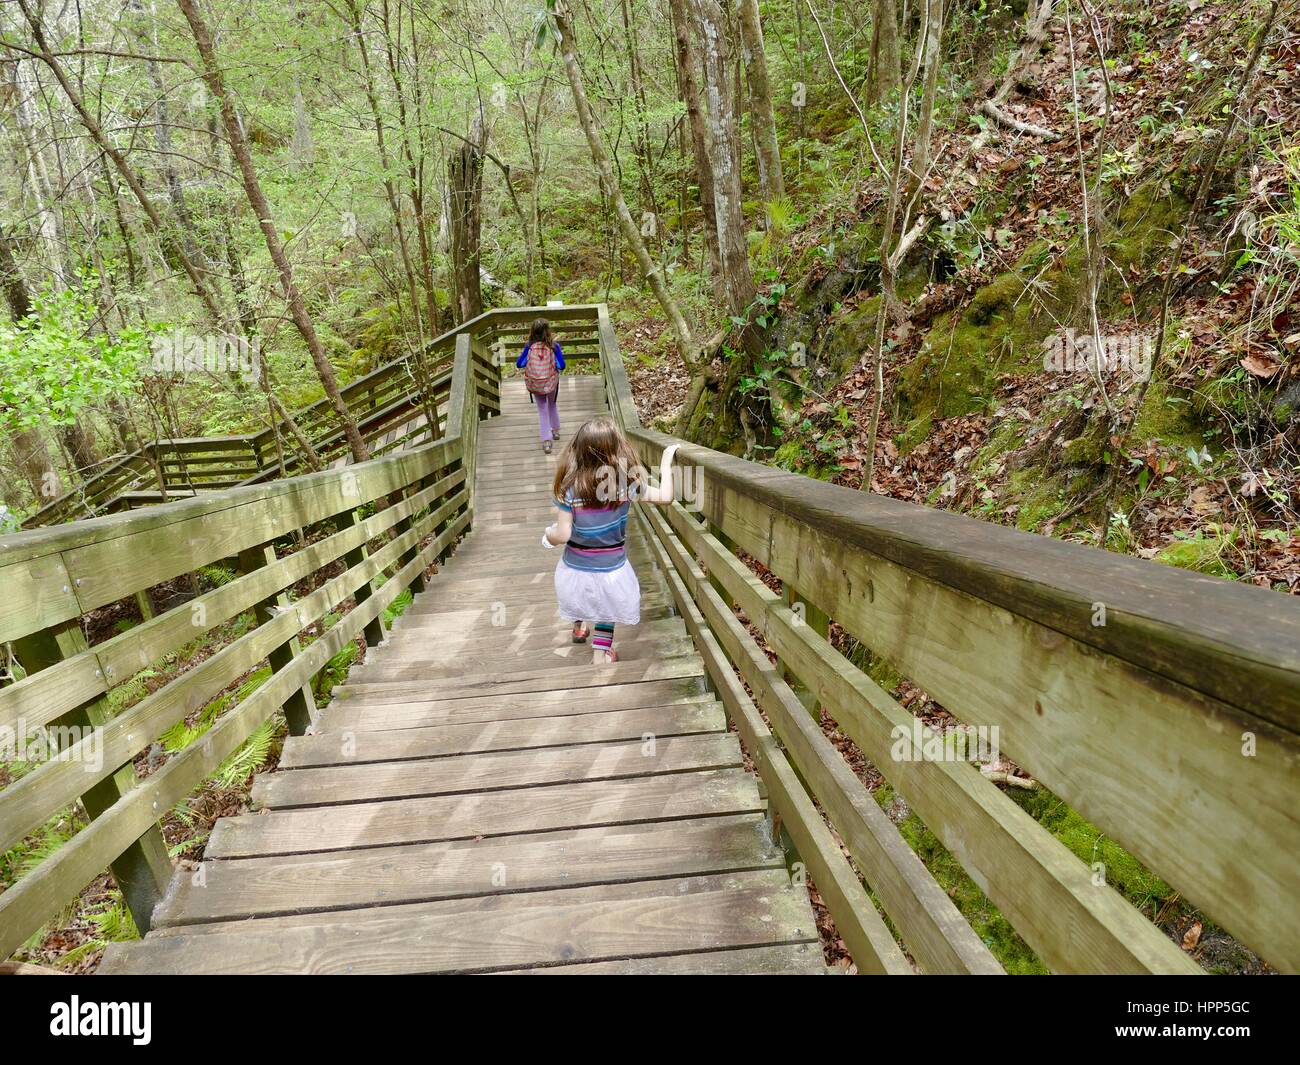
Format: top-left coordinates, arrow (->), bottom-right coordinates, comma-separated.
554,558 -> 642,625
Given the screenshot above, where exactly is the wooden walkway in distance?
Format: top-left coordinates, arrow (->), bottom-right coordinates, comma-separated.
100,375 -> 825,975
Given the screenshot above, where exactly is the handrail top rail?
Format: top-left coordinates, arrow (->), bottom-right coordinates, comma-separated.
631,426 -> 1300,735
0,432 -> 460,564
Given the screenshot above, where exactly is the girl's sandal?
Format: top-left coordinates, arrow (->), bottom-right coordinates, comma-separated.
543,440 -> 553,455
571,623 -> 589,643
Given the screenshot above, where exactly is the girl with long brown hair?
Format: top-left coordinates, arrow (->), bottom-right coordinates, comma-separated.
541,417 -> 681,663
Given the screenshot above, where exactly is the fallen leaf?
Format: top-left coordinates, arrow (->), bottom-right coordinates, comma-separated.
1241,352 -> 1281,377
1182,920 -> 1203,951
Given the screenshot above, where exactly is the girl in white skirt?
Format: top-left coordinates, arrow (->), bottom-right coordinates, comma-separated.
541,417 -> 681,664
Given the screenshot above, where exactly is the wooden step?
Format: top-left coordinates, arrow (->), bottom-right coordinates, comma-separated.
316,675 -> 711,732
351,637 -> 696,680
206,767 -> 764,857
150,814 -> 779,927
253,732 -> 743,808
386,602 -> 677,634
330,657 -> 705,707
99,870 -> 816,975
377,616 -> 688,657
282,698 -> 726,767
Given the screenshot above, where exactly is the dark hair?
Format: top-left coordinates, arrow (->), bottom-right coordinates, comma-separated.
527,318 -> 553,349
553,416 -> 647,506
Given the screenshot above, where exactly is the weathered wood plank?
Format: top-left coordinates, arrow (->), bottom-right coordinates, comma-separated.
330,655 -> 702,705
351,638 -> 695,679
100,874 -> 814,975
317,676 -> 711,732
153,814 -> 776,926
281,699 -> 726,766
206,767 -> 764,857
253,732 -> 742,808
632,432 -> 1300,734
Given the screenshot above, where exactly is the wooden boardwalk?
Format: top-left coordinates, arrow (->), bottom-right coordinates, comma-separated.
100,376 -> 824,975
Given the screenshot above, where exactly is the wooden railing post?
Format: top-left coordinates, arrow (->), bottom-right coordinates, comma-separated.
705,520 -> 737,610
392,482 -> 430,596
335,508 -> 387,649
11,621 -> 172,934
236,542 -> 316,735
782,585 -> 829,720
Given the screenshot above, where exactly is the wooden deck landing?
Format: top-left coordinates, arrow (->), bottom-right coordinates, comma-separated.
100,376 -> 824,975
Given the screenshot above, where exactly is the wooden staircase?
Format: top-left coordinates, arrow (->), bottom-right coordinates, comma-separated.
98,376 -> 826,975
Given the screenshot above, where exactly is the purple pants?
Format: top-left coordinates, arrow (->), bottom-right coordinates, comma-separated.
535,388 -> 560,441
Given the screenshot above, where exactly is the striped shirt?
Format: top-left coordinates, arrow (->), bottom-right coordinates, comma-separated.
555,488 -> 640,572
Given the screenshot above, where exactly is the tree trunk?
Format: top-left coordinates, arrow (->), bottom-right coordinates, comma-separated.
668,0 -> 721,280
0,223 -> 57,500
139,0 -> 206,270
909,0 -> 945,199
737,0 -> 785,206
447,118 -> 485,324
176,0 -> 371,464
58,421 -> 98,476
869,0 -> 902,104
378,0 -> 442,337
692,0 -> 755,314
345,0 -> 425,341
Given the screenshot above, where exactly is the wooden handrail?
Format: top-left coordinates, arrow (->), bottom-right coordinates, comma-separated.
598,303 -> 1300,974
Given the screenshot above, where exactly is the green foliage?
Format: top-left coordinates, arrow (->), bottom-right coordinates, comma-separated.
211,718 -> 277,788
0,275 -> 151,433
55,895 -> 140,968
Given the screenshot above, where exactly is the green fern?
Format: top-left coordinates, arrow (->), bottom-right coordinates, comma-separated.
211,718 -> 276,788
55,895 -> 139,968
383,588 -> 414,629
313,641 -> 360,699
106,668 -> 158,714
197,563 -> 237,588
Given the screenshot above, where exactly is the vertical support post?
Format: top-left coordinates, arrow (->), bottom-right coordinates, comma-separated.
391,475 -> 431,595
705,520 -> 737,611
134,589 -> 156,621
11,621 -> 172,934
236,541 -> 315,735
336,508 -> 386,649
781,584 -> 829,720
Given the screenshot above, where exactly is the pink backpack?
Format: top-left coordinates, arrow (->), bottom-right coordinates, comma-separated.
523,341 -> 559,395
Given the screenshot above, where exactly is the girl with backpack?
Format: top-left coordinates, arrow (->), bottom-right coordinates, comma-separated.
517,318 -> 565,453
541,416 -> 682,664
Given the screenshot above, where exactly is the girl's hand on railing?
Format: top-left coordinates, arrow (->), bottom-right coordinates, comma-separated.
641,443 -> 683,505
